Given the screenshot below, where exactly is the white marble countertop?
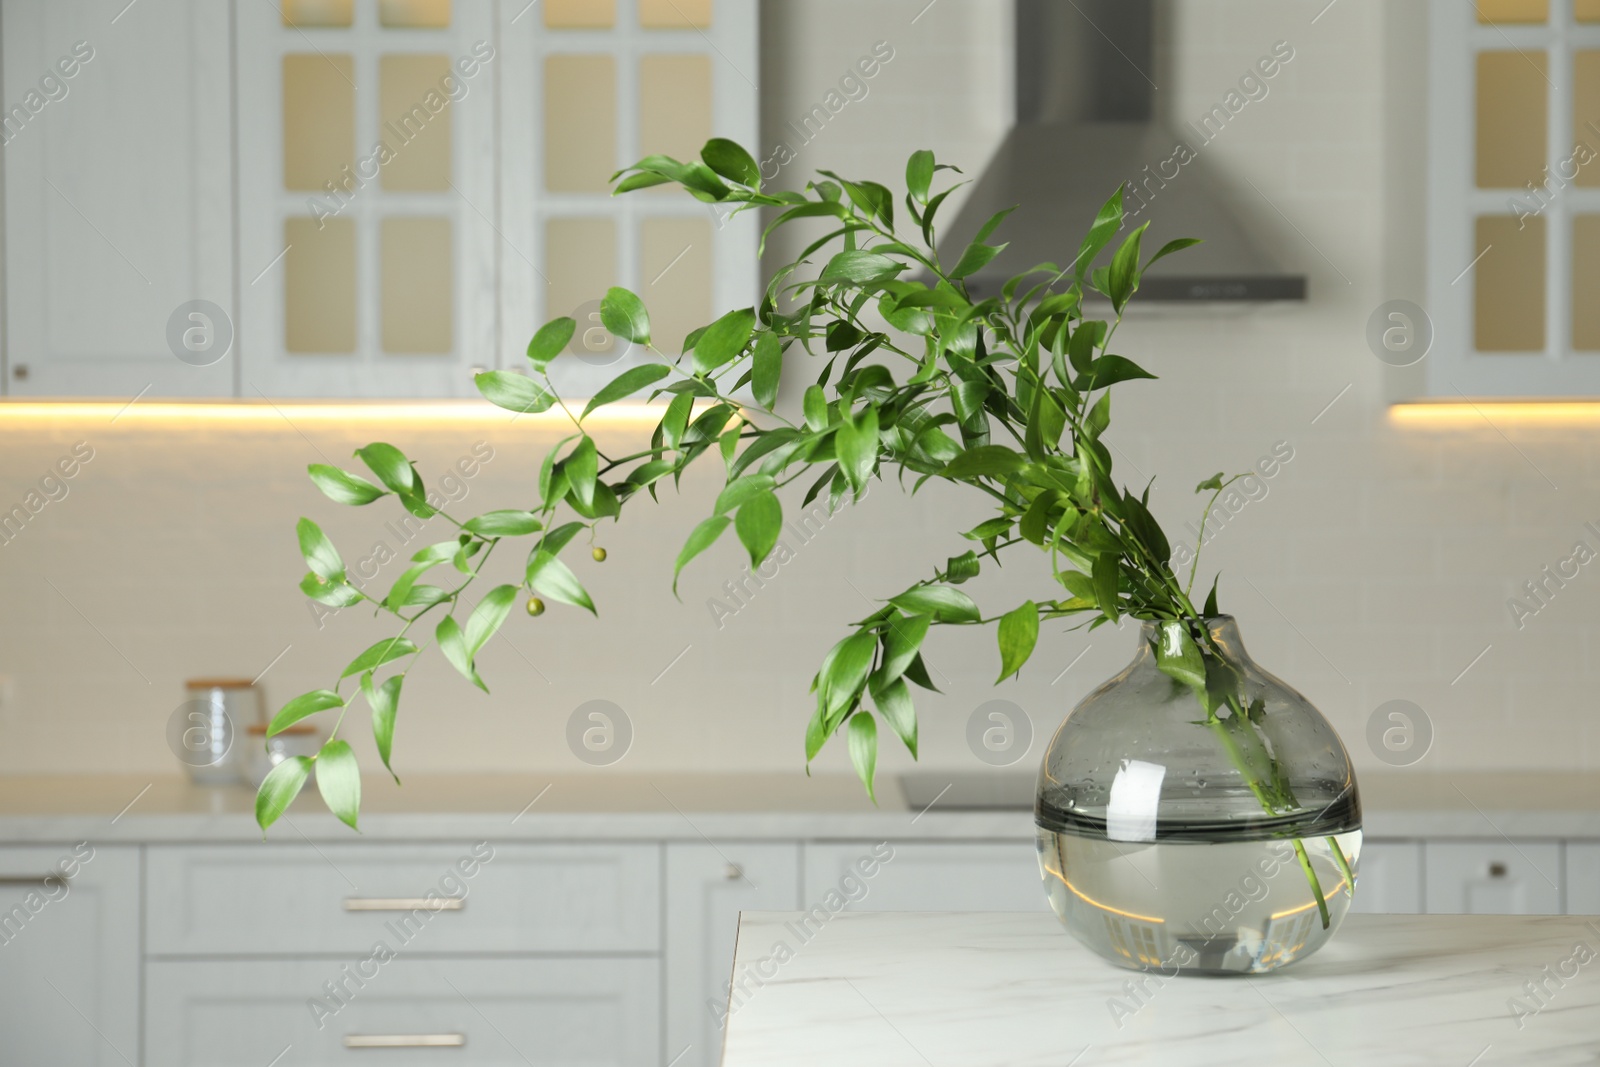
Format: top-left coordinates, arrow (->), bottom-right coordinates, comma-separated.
0,770 -> 1593,843
721,911 -> 1600,1066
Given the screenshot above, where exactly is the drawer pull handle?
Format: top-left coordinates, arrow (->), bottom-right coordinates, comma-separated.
343,897 -> 465,912
724,863 -> 744,881
344,1034 -> 466,1048
1488,861 -> 1509,878
0,875 -> 66,887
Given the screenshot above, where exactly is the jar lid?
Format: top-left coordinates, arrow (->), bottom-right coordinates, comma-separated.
185,678 -> 259,690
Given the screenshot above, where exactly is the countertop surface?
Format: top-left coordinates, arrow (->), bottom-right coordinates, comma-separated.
0,770 -> 1593,842
720,911 -> 1600,1066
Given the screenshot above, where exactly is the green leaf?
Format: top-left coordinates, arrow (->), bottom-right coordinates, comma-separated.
715,473 -> 776,515
802,385 -> 829,431
941,445 -> 1024,480
308,465 -> 386,506
692,307 -> 757,374
1085,391 -> 1111,440
1074,187 -> 1124,280
600,287 -> 651,345
701,137 -> 760,187
1082,354 -> 1157,390
672,515 -> 731,593
525,552 -> 597,614
836,406 -> 879,493
268,689 -> 344,737
872,676 -> 917,758
822,630 -> 878,715
466,584 -> 519,657
341,637 -> 418,679
890,584 -> 980,624
735,490 -> 782,568
583,363 -> 670,418
662,392 -> 695,449
301,572 -> 362,607
538,521 -> 585,557
1144,237 -> 1202,272
906,149 -> 935,203
877,613 -> 931,687
997,600 -> 1040,682
963,517 -> 1014,542
364,673 -> 403,782
255,755 -> 311,832
476,371 -> 557,414
819,250 -> 904,285
1196,472 -> 1225,493
436,615 -> 486,691
296,517 -> 345,581
354,443 -> 417,494
951,240 -> 1006,280
1154,620 -> 1206,691
1204,574 -> 1221,617
847,712 -> 878,803
464,510 -> 543,537
1092,551 -> 1121,624
315,739 -> 361,831
945,550 -> 980,584
1108,220 -> 1150,312
566,437 -> 598,510
752,333 -> 782,410
526,317 -> 577,369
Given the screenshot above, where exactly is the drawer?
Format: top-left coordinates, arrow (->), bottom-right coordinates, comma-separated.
147,843 -> 660,956
803,841 -> 1047,912
1424,840 -> 1563,915
1350,841 -> 1423,914
145,957 -> 659,1066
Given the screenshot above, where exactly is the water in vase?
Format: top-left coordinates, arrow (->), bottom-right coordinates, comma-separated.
1036,821 -> 1362,976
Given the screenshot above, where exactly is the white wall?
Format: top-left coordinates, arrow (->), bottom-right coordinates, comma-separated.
0,0 -> 1593,785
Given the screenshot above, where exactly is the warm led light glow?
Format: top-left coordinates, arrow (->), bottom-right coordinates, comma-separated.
1269,878 -> 1349,920
0,400 -> 673,425
1044,867 -> 1166,925
1390,401 -> 1600,425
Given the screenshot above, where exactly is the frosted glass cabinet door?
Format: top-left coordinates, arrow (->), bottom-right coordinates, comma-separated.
665,843 -> 800,1067
0,846 -> 141,1067
2,0 -> 235,397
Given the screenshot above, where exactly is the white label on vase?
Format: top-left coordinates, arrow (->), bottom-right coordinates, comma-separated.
1106,758 -> 1167,842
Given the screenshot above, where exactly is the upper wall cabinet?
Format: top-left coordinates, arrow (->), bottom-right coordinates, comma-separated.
2,0 -> 235,398
1,0 -> 759,400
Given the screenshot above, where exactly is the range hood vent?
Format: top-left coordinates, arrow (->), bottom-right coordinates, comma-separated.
944,0 -> 1306,304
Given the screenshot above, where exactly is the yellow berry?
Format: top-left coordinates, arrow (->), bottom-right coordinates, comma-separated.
526,596 -> 546,617
592,547 -> 608,562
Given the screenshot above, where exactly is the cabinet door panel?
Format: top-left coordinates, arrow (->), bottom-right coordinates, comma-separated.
147,842 -> 660,955
146,958 -> 659,1066
803,841 -> 1046,914
666,842 -> 800,1067
2,0 -> 233,396
0,845 -> 139,1066
1350,840 -> 1424,914
1567,842 -> 1600,914
1424,840 -> 1563,914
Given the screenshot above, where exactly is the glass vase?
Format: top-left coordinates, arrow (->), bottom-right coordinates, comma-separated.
1035,616 -> 1361,975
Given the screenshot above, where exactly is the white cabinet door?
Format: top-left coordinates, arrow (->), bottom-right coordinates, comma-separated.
2,0 -> 234,397
1351,840 -> 1424,915
1424,840 -> 1564,914
803,841 -> 1047,913
0,845 -> 139,1066
1567,842 -> 1600,914
665,842 -> 800,1067
147,957 -> 659,1066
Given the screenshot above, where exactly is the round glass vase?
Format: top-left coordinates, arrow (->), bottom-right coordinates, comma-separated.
1034,616 -> 1361,976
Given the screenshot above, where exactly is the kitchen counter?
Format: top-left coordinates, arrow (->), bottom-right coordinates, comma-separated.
720,911 -> 1600,1066
0,770 -> 1593,842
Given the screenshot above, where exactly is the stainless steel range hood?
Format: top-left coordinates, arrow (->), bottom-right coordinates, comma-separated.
944,0 -> 1306,304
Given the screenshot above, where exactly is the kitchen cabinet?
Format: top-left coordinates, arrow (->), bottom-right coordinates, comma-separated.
1,0 -> 235,398
145,957 -> 660,1066
665,843 -> 801,1067
1566,842 -> 1600,914
1350,840 -> 1424,914
803,841 -> 1049,913
1424,840 -> 1564,915
0,845 -> 140,1067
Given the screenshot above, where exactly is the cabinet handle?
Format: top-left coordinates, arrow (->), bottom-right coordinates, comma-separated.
343,897 -> 465,912
1488,861 -> 1509,878
0,874 -> 67,887
343,1034 -> 466,1048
